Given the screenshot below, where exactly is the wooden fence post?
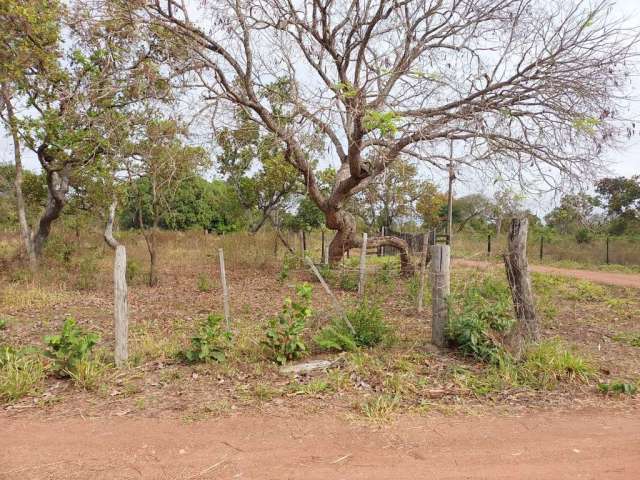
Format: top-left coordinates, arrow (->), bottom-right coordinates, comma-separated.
539,236 -> 544,261
417,233 -> 429,312
606,236 -> 610,264
487,234 -> 492,256
430,244 -> 450,347
114,245 -> 128,368
358,233 -> 368,297
218,248 -> 231,331
504,218 -> 539,354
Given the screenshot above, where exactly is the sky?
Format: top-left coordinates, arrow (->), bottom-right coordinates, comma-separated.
1,0 -> 639,216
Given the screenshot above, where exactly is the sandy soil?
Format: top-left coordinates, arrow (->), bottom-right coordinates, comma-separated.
1,409 -> 639,479
455,259 -> 640,289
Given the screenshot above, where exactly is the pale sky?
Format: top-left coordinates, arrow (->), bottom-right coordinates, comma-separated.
1,0 -> 639,215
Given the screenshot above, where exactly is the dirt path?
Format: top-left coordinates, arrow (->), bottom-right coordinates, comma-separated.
456,259 -> 640,289
1,409 -> 639,479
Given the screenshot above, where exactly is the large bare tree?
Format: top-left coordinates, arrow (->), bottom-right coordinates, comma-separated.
132,0 -> 636,273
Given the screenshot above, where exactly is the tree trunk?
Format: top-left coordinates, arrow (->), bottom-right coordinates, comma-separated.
1,83 -> 36,269
495,217 -> 502,236
33,168 -> 70,257
326,208 -> 413,276
504,218 -> 539,356
148,228 -> 159,287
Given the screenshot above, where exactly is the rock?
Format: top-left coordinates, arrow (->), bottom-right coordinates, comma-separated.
279,360 -> 334,376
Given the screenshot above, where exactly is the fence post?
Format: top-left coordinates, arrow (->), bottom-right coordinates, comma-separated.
358,233 -> 368,297
218,248 -> 231,331
417,232 -> 429,313
114,245 -> 128,368
380,226 -> 385,256
504,218 -> 539,355
487,234 -> 492,256
321,230 -> 325,264
539,236 -> 544,261
430,244 -> 450,348
606,236 -> 610,264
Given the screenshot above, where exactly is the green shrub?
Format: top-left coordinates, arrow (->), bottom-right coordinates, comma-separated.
196,273 -> 214,292
181,314 -> 231,363
263,283 -> 312,364
575,228 -> 593,244
339,272 -> 359,291
0,347 -> 45,401
598,380 -> 638,396
277,253 -> 297,282
446,275 -> 514,362
44,318 -> 100,377
126,259 -> 142,283
315,300 -> 389,352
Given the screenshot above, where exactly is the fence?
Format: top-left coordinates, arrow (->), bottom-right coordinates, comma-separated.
456,232 -> 640,268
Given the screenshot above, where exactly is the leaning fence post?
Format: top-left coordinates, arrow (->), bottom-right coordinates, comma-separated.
417,232 -> 429,313
430,244 -> 450,347
114,245 -> 128,368
218,248 -> 231,330
504,218 -> 539,355
358,233 -> 368,297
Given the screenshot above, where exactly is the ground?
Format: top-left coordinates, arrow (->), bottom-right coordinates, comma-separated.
1,230 -> 639,478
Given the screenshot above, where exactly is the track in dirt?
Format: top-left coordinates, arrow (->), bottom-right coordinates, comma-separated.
1,409 -> 639,479
455,259 -> 640,289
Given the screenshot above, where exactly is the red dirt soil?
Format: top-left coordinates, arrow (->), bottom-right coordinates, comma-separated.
455,259 -> 640,289
2,409 -> 639,479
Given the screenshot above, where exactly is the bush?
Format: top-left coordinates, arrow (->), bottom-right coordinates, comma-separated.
575,228 -> 593,244
126,259 -> 142,283
598,380 -> 638,396
0,347 -> 45,401
519,339 -> 594,389
315,300 -> 390,352
446,275 -> 514,362
263,283 -> 312,364
181,314 -> 231,363
339,272 -> 359,291
44,318 -> 100,377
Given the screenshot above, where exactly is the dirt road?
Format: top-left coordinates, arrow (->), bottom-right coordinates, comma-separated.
455,259 -> 640,289
2,409 -> 639,479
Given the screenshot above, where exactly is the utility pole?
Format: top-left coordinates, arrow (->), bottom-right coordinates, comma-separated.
446,140 -> 455,246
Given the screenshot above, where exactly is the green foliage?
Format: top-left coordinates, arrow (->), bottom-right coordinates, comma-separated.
572,116 -> 600,134
0,317 -> 7,331
126,258 -> 141,283
598,380 -> 638,396
339,271 -> 359,291
334,81 -> 358,98
363,110 -> 401,136
315,300 -> 389,352
196,273 -> 214,292
612,332 -> 640,348
446,275 -> 514,362
263,283 -> 312,364
575,228 -> 593,244
277,253 -> 297,282
520,340 -> 594,389
44,318 -> 100,377
181,314 -> 231,363
0,346 -> 46,401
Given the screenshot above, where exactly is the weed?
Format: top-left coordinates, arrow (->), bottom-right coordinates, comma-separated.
446,274 -> 514,363
263,283 -> 312,364
407,274 -> 430,305
180,314 -> 231,363
598,380 -> 638,396
68,358 -> 110,390
44,318 -> 100,377
290,378 -> 331,396
253,383 -> 279,401
612,332 -> 640,348
277,253 -> 296,282
360,394 -> 399,422
0,317 -> 7,330
563,280 -> 606,302
520,339 -> 594,389
0,347 -> 46,401
1,285 -> 68,310
196,273 -> 214,292
315,300 -> 390,352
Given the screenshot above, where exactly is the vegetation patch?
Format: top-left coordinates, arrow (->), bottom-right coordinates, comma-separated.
180,314 -> 231,363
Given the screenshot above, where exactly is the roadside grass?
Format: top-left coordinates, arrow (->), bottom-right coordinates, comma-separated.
0,347 -> 46,402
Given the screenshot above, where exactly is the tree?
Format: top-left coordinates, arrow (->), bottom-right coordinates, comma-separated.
544,193 -> 599,235
596,176 -> 640,234
134,0 -> 636,274
491,189 -> 525,235
124,118 -> 209,286
452,194 -> 493,232
416,182 -> 448,230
